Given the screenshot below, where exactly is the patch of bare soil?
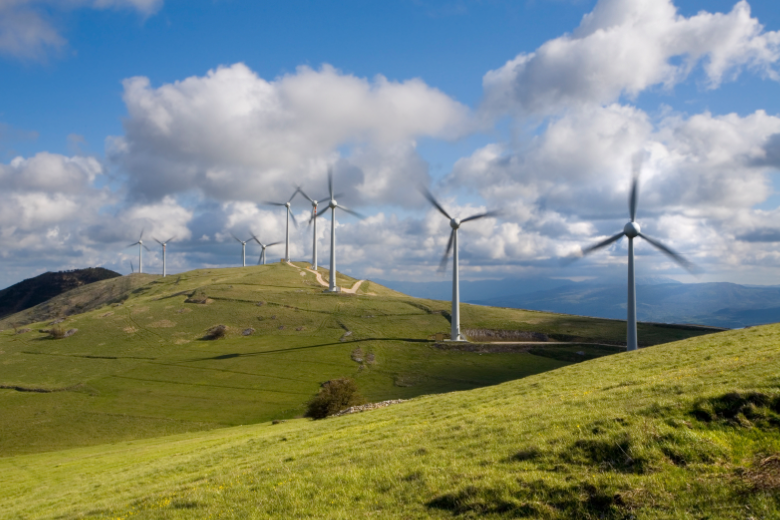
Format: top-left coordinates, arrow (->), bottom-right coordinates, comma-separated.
149,320 -> 176,328
463,329 -> 549,342
332,399 -> 407,417
123,326 -> 138,333
131,306 -> 149,315
174,338 -> 191,345
743,455 -> 780,491
175,308 -> 192,314
98,312 -> 114,318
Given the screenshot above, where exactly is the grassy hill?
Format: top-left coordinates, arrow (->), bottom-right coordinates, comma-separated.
0,262 -> 715,457
1,320 -> 777,519
0,267 -> 121,322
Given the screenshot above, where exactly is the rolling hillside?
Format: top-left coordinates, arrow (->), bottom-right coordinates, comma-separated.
1,318 -> 777,518
0,267 -> 121,321
0,262 -> 715,457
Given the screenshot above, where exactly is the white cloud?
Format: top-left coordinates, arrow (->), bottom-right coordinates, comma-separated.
482,0 -> 780,115
109,63 -> 469,205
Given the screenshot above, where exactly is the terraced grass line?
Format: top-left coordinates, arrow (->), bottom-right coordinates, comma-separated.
0,323 -> 777,519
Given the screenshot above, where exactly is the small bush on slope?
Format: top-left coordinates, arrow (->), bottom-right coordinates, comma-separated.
305,378 -> 366,419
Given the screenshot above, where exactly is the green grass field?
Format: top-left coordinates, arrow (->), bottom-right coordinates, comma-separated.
1,319 -> 777,519
0,262 -> 717,459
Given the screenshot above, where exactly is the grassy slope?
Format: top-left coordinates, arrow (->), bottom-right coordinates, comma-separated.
0,262 -> 713,457
1,323 -> 778,519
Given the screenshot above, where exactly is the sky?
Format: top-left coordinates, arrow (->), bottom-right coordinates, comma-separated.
1,0 -> 779,288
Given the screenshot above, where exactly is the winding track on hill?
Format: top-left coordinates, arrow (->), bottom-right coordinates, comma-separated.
285,261 -> 365,294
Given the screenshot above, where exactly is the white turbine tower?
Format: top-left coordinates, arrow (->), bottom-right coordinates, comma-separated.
311,170 -> 363,292
250,233 -> 282,265
154,237 -> 175,277
266,190 -> 300,262
298,186 -> 324,270
573,163 -> 696,351
231,233 -> 252,267
127,230 -> 150,274
422,188 -> 500,342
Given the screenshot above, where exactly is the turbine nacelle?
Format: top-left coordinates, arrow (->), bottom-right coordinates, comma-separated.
329,199 -> 338,209
624,221 -> 641,238
450,218 -> 461,229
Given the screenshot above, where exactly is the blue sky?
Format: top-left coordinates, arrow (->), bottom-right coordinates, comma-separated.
1,0 -> 780,287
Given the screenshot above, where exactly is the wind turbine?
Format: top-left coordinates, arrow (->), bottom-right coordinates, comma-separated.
265,189 -> 300,263
127,230 -> 150,274
230,233 -> 252,267
250,233 -> 282,265
154,237 -> 175,277
422,188 -> 500,342
311,170 -> 363,292
297,186 -> 324,270
572,167 -> 696,351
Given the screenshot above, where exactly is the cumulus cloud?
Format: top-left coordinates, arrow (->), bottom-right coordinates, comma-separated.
109,63 -> 469,206
482,0 -> 780,115
0,0 -> 162,60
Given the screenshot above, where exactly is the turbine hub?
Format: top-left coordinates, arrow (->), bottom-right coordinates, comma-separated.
285,202 -> 290,207
624,221 -> 641,238
329,199 -> 337,209
450,218 -> 460,229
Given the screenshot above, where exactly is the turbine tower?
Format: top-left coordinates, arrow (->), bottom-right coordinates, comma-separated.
298,186 -> 323,270
574,165 -> 696,351
422,188 -> 500,342
265,190 -> 300,263
250,233 -> 282,265
154,237 -> 175,277
312,170 -> 363,292
127,230 -> 150,274
231,233 -> 252,267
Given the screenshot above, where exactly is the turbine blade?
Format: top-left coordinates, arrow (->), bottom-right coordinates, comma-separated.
297,186 -> 314,204
328,168 -> 334,199
438,230 -> 456,272
127,242 -> 139,248
166,237 -> 175,244
288,187 -> 301,203
230,232 -> 242,244
337,205 -> 365,219
267,241 -> 282,247
154,238 -> 163,245
629,175 -> 639,222
581,231 -> 625,256
637,232 -> 699,273
264,201 -> 286,206
143,244 -> 151,252
420,186 -> 451,220
250,232 -> 261,244
140,228 -> 145,240
289,210 -> 298,227
461,210 -> 502,223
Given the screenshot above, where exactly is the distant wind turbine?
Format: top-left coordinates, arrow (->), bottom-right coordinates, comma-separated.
422,188 -> 500,342
127,230 -> 150,274
298,186 -> 325,270
230,233 -> 253,267
572,157 -> 697,351
265,189 -> 301,262
130,262 -> 134,274
154,237 -> 175,277
250,233 -> 282,265
311,169 -> 363,292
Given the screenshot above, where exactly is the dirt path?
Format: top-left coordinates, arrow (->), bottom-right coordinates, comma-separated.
285,261 -> 365,294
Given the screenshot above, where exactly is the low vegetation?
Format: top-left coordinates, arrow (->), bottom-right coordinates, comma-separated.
304,377 -> 366,419
0,321 -> 777,518
0,262 -> 717,457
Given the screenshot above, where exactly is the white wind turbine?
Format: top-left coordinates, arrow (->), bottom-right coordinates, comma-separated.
311,170 -> 363,292
250,233 -> 282,265
422,188 -> 500,342
265,189 -> 300,262
298,185 -> 327,270
127,230 -> 150,274
154,237 -> 175,277
572,162 -> 697,351
230,233 -> 253,267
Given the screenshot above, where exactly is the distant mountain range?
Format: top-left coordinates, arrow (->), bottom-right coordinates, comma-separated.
376,276 -> 780,329
0,267 -> 121,320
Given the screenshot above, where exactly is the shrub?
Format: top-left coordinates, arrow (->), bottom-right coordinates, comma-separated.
305,378 -> 366,419
205,325 -> 228,340
49,326 -> 66,339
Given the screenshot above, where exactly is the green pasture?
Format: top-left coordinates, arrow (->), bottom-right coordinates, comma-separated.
0,262 -> 716,457
1,320 -> 777,519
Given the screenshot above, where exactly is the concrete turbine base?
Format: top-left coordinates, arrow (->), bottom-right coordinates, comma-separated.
323,287 -> 342,293
443,337 -> 469,343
